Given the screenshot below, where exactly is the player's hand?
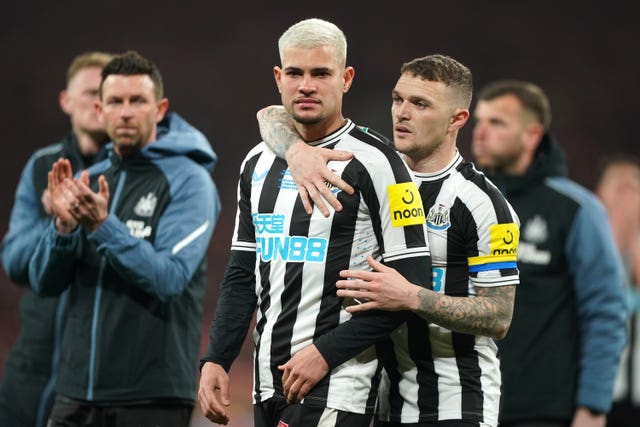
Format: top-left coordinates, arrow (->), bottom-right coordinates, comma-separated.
41,189 -> 53,216
48,158 -> 78,233
278,344 -> 329,402
68,171 -> 109,231
571,407 -> 606,427
336,255 -> 421,313
198,362 -> 231,425
286,141 -> 354,217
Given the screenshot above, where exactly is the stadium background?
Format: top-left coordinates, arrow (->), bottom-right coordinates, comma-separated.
0,1 -> 636,425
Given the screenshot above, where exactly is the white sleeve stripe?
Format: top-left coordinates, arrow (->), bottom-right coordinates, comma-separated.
384,249 -> 431,263
231,241 -> 256,249
231,245 -> 256,252
472,276 -> 520,287
171,221 -> 210,255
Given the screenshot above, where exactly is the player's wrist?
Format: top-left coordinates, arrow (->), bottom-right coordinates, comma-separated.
54,217 -> 77,234
408,284 -> 425,311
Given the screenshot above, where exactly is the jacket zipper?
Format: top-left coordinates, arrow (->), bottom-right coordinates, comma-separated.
87,170 -> 127,400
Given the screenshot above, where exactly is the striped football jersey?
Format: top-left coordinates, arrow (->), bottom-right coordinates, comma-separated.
232,120 -> 431,414
377,152 -> 519,426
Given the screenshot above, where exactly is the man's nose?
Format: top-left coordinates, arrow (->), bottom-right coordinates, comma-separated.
120,101 -> 133,117
472,122 -> 485,140
393,101 -> 409,120
299,75 -> 315,93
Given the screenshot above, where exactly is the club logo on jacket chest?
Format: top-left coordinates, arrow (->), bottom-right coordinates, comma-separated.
126,220 -> 152,239
519,215 -> 551,265
123,192 -> 158,239
134,192 -> 158,217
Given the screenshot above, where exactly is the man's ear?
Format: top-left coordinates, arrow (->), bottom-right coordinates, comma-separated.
155,98 -> 170,123
449,108 -> 470,132
94,99 -> 103,120
343,66 -> 355,93
274,66 -> 283,93
59,90 -> 71,115
523,122 -> 544,151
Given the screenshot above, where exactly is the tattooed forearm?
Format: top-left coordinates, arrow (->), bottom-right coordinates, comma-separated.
415,285 -> 515,339
257,105 -> 301,159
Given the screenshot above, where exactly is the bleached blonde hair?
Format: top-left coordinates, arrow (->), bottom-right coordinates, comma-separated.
278,18 -> 347,67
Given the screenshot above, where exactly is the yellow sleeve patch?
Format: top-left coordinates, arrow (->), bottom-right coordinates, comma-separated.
387,182 -> 425,227
488,223 -> 519,258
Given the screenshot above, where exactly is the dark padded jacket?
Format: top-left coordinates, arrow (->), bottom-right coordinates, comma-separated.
29,112 -> 221,403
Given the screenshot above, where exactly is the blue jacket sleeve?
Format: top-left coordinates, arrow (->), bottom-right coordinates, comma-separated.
1,155 -> 51,284
29,225 -> 81,296
87,171 -> 221,302
566,195 -> 628,413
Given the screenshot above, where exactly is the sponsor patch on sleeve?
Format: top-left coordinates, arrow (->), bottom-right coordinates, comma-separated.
387,182 -> 425,227
489,223 -> 519,260
468,222 -> 519,272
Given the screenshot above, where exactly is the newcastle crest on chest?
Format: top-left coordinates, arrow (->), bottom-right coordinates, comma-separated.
427,203 -> 451,231
134,192 -> 157,217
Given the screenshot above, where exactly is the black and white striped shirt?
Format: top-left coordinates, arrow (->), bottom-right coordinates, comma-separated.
377,152 -> 519,426
207,120 -> 431,415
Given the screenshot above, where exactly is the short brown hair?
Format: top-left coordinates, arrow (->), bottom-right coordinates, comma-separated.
477,80 -> 552,131
66,51 -> 114,86
100,50 -> 164,100
400,54 -> 473,108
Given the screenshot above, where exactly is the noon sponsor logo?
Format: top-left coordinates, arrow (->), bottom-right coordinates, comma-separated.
387,182 -> 425,227
489,223 -> 519,257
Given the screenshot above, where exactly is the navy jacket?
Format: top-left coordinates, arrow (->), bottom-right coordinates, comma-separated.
487,134 -> 627,421
29,112 -> 221,403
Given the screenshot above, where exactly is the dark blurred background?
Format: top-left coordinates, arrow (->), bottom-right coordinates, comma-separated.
0,1 -> 637,425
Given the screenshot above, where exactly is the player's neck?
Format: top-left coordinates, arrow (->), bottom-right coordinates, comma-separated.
75,130 -> 107,156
